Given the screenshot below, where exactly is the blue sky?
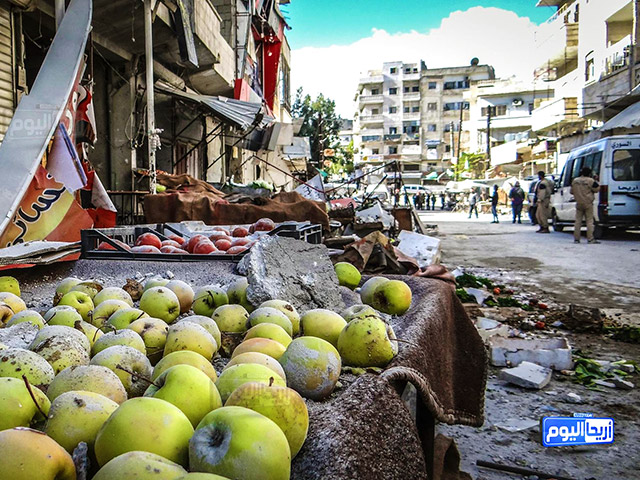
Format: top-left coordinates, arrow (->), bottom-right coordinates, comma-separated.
282,1 -> 555,49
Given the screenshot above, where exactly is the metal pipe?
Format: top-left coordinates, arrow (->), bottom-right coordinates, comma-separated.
55,0 -> 65,30
144,0 -> 157,194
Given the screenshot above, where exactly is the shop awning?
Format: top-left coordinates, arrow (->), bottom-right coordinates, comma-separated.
601,100 -> 640,131
156,82 -> 273,131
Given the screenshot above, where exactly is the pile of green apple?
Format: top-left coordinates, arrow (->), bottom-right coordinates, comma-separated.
0,268 -> 410,479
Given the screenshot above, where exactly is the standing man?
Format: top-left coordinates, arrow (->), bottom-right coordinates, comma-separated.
468,190 -> 479,219
425,192 -> 431,211
535,171 -> 554,233
509,181 -> 525,224
490,185 -> 500,223
571,167 -> 600,244
431,193 -> 436,210
440,192 -> 445,210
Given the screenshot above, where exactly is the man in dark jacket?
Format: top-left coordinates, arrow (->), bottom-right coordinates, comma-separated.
509,181 -> 525,224
490,185 -> 500,223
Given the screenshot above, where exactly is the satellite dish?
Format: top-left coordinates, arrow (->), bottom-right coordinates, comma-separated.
470,57 -> 479,66
512,98 -> 524,106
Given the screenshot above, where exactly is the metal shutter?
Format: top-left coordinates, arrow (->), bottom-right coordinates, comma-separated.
0,6 -> 13,142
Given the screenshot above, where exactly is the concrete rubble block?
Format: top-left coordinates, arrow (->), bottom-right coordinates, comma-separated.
500,361 -> 552,390
0,323 -> 39,350
396,230 -> 441,267
475,317 -> 510,342
489,336 -> 573,371
239,236 -> 345,313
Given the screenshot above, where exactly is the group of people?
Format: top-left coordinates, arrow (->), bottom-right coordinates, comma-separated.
413,191 -> 444,211
479,169 -> 601,244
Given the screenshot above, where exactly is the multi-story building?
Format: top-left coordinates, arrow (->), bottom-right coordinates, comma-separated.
420,62 -> 495,175
355,61 -> 423,185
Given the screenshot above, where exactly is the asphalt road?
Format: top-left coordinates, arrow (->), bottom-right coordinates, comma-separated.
419,209 -> 640,309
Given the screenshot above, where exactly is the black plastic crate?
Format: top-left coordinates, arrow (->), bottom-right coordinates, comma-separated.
80,222 -> 321,262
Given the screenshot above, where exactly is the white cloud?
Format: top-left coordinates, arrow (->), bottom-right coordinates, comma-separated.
291,7 -> 544,117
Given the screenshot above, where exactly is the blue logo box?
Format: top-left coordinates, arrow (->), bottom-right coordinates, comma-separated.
542,416 -> 614,447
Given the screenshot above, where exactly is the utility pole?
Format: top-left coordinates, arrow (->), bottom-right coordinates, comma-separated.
457,101 -> 464,161
449,121 -> 455,168
486,106 -> 493,172
144,0 -> 157,194
630,0 -> 640,91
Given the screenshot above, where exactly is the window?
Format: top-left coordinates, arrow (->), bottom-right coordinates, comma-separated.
444,80 -> 469,89
404,125 -> 419,134
428,82 -> 437,89
404,68 -> 411,74
412,106 -> 420,112
613,149 -> 640,181
390,67 -> 397,74
389,106 -> 397,114
443,123 -> 460,132
389,146 -> 398,154
404,164 -> 420,171
412,86 -> 419,92
403,86 -> 410,93
561,160 -> 574,187
444,102 -> 468,111
445,145 -> 451,152
389,87 -> 398,95
495,105 -> 507,116
583,152 -> 602,176
372,148 -> 379,155
404,106 -> 410,113
389,127 -> 398,134
428,124 -> 437,132
279,61 -> 291,108
427,102 -> 437,110
372,108 -> 379,115
371,88 -> 379,95
585,51 -> 595,82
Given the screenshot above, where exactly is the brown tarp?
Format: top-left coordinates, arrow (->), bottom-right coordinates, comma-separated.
144,190 -> 329,230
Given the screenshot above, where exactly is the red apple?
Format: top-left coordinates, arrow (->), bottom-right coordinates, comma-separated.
231,238 -> 251,247
161,240 -> 182,248
212,226 -> 230,235
160,246 -> 187,254
135,233 -> 162,249
232,227 -> 249,237
131,245 -> 161,253
97,239 -> 131,251
214,239 -> 232,251
168,234 -> 185,244
193,240 -> 217,254
187,235 -> 208,253
227,246 -> 248,255
253,218 -> 275,232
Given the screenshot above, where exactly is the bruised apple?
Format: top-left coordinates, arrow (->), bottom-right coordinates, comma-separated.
135,233 -> 162,249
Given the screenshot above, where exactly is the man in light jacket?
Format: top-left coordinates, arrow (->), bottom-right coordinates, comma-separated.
535,171 -> 554,233
571,167 -> 600,244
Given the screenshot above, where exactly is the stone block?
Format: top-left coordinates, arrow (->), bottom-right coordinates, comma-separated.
500,361 -> 552,389
489,336 -> 573,370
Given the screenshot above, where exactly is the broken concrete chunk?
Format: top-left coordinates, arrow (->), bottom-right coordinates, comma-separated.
611,376 -> 634,390
239,236 -> 345,313
495,418 -> 539,433
500,361 -> 552,389
489,336 -> 573,370
562,392 -> 584,404
465,287 -> 490,305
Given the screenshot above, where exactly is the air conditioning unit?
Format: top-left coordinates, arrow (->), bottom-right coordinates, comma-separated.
512,98 -> 524,106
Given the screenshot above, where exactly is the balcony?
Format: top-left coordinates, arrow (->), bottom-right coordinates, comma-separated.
358,94 -> 384,105
359,114 -> 384,125
403,92 -> 420,101
402,112 -> 420,121
531,97 -> 580,133
361,135 -> 383,143
359,75 -> 384,85
361,154 -> 384,163
534,1 -> 579,70
402,72 -> 420,81
384,134 -> 402,142
604,35 -> 632,77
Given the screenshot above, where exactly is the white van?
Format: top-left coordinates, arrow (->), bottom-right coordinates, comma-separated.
551,135 -> 640,237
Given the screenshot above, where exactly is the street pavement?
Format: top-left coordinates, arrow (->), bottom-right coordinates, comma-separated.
419,208 -> 640,309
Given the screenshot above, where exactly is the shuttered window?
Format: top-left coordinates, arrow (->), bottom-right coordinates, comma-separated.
0,6 -> 14,142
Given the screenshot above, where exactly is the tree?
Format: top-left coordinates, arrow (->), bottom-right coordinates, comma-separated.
292,88 -> 342,169
453,152 -> 486,180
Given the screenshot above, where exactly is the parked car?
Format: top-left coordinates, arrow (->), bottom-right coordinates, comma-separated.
551,135 -> 640,237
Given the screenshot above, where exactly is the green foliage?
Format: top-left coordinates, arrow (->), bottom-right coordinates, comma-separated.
455,288 -> 474,303
603,325 -> 640,343
453,152 -> 486,180
456,273 -> 493,289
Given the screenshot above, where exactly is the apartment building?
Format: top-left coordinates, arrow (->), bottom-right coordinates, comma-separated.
355,61 -> 423,185
420,62 -> 495,174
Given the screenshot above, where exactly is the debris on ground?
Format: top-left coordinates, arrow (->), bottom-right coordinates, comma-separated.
499,361 -> 552,389
489,337 -> 573,370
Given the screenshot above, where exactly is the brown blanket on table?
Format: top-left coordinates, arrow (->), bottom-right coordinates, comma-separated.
291,276 -> 486,479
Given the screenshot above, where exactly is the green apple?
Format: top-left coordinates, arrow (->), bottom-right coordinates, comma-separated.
43,305 -> 82,327
341,304 -> 381,322
90,299 -> 131,327
108,308 -> 149,329
178,315 -> 222,348
47,365 -> 127,404
166,280 -> 195,314
70,280 -> 103,299
31,325 -> 91,353
153,350 -> 217,382
248,307 -> 293,336
144,276 -> 169,291
212,304 -> 249,333
122,279 -> 144,302
128,317 -> 169,364
224,352 -> 286,380
93,451 -> 187,480
226,382 -> 308,457
0,377 -> 50,430
176,474 -> 230,480
31,337 -> 90,375
75,321 -> 104,347
300,309 -> 347,347
45,390 -> 119,453
0,291 -> 26,314
334,262 -> 361,289
0,302 -> 14,325
215,363 -> 285,403
258,300 -> 300,335
140,287 -> 181,323
193,286 -> 229,317
279,336 -> 341,401
92,329 -> 147,356
53,277 -> 82,305
145,364 -> 222,427
190,406 -> 290,479
337,317 -> 397,367
90,345 -> 153,398
93,287 -> 134,307
0,428 -> 76,479
245,323 -> 291,347
372,279 -> 412,315
231,338 -> 286,360
226,277 -> 254,312
0,348 -> 55,388
94,397 -> 194,467
360,276 -> 389,306
0,275 -> 20,296
164,322 -> 218,360
7,309 -> 45,329
58,291 -> 94,321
